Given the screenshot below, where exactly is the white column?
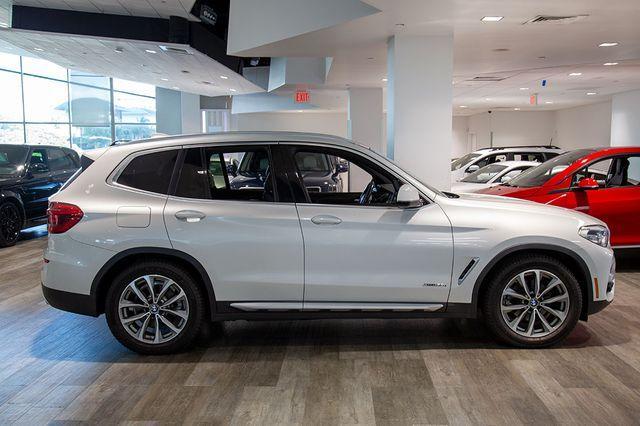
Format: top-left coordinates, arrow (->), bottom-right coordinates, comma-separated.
156,88 -> 201,135
611,89 -> 640,147
387,34 -> 453,190
348,87 -> 384,191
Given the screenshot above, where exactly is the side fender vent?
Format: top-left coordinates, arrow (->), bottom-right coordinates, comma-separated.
458,257 -> 480,285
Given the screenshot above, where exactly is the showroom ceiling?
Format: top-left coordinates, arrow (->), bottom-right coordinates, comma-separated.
12,0 -> 198,21
228,0 -> 640,113
0,28 -> 263,96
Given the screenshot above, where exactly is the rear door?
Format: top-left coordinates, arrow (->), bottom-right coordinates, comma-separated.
164,144 -> 305,306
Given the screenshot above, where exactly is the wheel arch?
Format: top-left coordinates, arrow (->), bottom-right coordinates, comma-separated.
471,244 -> 592,321
91,247 -> 216,320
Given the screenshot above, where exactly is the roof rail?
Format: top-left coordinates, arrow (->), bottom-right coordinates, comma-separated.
479,145 -> 561,151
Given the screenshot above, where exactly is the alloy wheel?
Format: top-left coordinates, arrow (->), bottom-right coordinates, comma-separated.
118,275 -> 189,344
0,203 -> 20,244
500,269 -> 570,338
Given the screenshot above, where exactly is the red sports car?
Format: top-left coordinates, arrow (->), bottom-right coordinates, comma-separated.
478,147 -> 640,247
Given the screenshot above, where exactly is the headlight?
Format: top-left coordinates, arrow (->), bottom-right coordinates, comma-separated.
579,225 -> 610,247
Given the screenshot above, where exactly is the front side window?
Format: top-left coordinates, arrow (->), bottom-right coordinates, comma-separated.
175,146 -> 275,202
572,158 -> 613,187
293,147 -> 405,206
116,149 -> 178,194
573,156 -> 640,188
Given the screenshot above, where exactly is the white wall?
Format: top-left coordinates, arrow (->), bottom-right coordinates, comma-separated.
467,111 -> 556,149
231,111 -> 348,138
556,102 -> 612,150
611,90 -> 640,147
452,116 -> 469,158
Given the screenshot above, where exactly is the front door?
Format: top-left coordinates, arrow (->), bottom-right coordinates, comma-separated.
22,148 -> 57,219
164,144 -> 305,305
565,155 -> 640,247
284,145 -> 454,304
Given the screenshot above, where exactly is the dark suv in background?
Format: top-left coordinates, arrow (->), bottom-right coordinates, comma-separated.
0,144 -> 79,247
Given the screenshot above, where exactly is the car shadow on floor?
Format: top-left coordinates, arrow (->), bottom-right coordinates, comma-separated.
615,248 -> 640,272
29,311 -> 624,363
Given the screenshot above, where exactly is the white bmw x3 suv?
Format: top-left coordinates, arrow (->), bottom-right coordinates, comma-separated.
42,132 -> 615,354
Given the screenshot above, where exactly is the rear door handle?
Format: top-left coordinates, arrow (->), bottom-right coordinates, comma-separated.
311,215 -> 342,225
175,210 -> 206,223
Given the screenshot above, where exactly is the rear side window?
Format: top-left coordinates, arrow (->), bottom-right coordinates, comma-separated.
116,149 -> 178,194
175,146 -> 275,202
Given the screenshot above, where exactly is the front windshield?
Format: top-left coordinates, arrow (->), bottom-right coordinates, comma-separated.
0,146 -> 28,177
461,163 -> 508,183
451,153 -> 481,171
507,149 -> 594,187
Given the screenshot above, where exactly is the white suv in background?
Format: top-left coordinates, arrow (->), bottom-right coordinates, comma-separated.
42,133 -> 614,354
451,146 -> 562,183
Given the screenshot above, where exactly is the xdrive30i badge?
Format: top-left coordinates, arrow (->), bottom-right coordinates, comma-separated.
423,282 -> 447,287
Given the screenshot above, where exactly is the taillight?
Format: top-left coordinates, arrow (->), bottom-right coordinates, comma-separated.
47,202 -> 84,234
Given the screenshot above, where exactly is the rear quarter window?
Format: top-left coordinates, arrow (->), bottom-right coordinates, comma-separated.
116,149 -> 178,194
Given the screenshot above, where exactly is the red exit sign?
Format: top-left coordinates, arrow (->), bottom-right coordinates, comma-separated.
295,90 -> 310,103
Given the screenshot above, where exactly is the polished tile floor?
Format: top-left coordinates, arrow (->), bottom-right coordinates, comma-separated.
0,233 -> 639,425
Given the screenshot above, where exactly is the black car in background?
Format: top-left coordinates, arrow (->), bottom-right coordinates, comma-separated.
0,145 -> 79,247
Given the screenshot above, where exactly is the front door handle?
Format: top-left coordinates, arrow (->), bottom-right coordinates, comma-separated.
175,210 -> 206,223
311,215 -> 342,225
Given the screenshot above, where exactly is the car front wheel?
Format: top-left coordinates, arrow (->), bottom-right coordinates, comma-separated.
482,254 -> 582,348
105,261 -> 205,354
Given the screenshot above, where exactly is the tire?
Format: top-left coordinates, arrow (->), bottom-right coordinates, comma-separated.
105,261 -> 205,355
482,254 -> 582,348
0,201 -> 22,248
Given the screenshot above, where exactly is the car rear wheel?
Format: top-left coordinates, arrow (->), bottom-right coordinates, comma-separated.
482,254 -> 582,348
105,261 -> 205,354
0,202 -> 21,248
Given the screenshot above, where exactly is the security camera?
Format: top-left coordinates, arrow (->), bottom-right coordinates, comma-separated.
488,110 -> 492,114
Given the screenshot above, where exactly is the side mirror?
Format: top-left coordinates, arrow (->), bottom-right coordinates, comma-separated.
501,176 -> 513,183
335,161 -> 349,174
466,164 -> 479,173
575,177 -> 599,191
397,184 -> 422,208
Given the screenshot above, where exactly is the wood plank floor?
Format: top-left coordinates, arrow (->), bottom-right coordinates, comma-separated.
1,233 -> 640,425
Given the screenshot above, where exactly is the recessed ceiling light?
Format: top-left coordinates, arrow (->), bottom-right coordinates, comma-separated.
459,105 -> 468,108
229,88 -> 237,92
298,110 -> 304,112
587,92 -> 597,95
514,108 -> 521,111
599,42 -> 618,47
33,47 -> 44,51
220,75 -> 228,79
603,62 -> 618,66
172,86 -> 180,90
519,87 -> 529,90
545,101 -> 553,104
481,16 -> 504,22
382,78 -> 388,82
160,78 -> 169,81
145,49 -> 157,54
569,72 -> 582,76
485,98 -> 492,101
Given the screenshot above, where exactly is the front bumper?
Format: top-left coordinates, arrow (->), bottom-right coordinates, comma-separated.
41,283 -> 98,316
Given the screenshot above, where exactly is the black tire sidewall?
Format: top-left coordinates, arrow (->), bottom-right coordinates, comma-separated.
0,202 -> 21,248
483,255 -> 582,348
105,261 -> 205,355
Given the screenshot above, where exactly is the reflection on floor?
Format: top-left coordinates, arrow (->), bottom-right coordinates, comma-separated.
0,237 -> 639,424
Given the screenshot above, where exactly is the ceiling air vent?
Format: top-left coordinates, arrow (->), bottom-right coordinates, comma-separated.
524,15 -> 589,25
159,45 -> 193,55
467,76 -> 505,82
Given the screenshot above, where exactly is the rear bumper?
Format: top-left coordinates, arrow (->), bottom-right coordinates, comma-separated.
41,283 -> 98,317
